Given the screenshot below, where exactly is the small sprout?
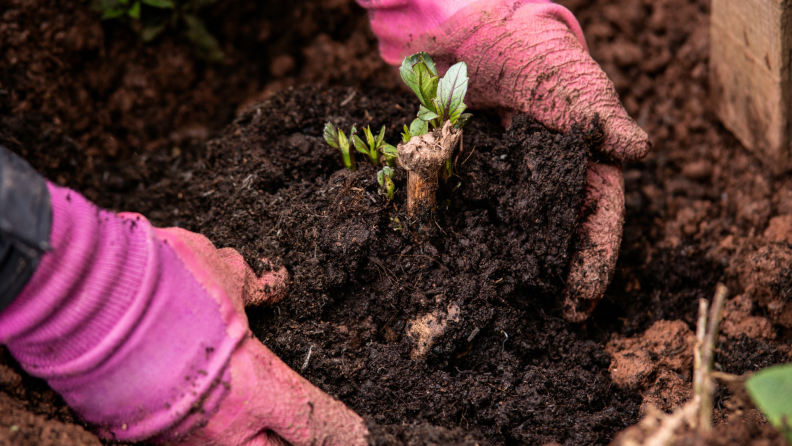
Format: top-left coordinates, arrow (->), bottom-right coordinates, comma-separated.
377,166 -> 395,201
402,118 -> 429,143
390,216 -> 403,231
352,125 -> 392,166
382,143 -> 398,168
324,122 -> 358,172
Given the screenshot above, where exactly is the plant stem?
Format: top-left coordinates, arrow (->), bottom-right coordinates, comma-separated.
693,283 -> 728,432
397,121 -> 461,223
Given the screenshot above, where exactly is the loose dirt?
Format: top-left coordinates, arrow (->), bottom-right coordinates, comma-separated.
3,0 -> 792,445
165,84 -> 636,446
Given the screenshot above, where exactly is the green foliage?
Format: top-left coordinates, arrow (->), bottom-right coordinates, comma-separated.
746,363 -> 792,443
399,52 -> 471,132
85,0 -> 224,61
353,125 -> 391,166
401,118 -> 429,143
324,122 -> 358,172
382,143 -> 398,168
377,167 -> 395,201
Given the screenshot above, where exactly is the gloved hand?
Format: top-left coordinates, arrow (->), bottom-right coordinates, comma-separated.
0,181 -> 368,445
358,0 -> 651,321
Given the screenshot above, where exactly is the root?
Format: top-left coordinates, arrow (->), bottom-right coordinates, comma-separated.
405,302 -> 460,359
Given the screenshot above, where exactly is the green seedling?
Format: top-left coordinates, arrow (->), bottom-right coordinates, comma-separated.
324,122 -> 358,172
395,52 -> 471,221
390,216 -> 403,231
377,166 -> 395,201
352,125 -> 397,166
401,119 -> 429,143
382,144 -> 398,168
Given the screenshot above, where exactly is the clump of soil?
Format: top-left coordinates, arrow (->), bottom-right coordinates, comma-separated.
159,84 -> 644,446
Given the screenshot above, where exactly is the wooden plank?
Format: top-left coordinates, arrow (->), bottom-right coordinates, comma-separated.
710,0 -> 792,172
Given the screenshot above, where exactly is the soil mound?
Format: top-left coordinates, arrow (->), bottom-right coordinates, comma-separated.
165,84 -> 641,445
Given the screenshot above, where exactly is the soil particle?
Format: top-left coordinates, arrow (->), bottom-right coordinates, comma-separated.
606,320 -> 694,413
721,294 -> 775,340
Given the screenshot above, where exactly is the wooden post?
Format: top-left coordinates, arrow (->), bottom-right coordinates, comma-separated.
710,0 -> 792,173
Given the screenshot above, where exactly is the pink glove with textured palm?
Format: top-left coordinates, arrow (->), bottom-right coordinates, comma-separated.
359,0 -> 650,320
0,183 -> 368,445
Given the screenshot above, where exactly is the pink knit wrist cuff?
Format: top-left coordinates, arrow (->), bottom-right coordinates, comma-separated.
0,183 -> 241,441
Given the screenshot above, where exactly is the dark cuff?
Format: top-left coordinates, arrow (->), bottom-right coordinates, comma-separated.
0,146 -> 52,311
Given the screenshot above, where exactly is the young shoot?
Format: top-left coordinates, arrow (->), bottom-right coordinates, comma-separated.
395,52 -> 471,222
323,122 -> 358,172
399,52 -> 472,133
352,125 -> 396,166
377,166 -> 395,201
382,144 -> 398,168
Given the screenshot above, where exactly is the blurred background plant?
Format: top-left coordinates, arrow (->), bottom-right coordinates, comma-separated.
85,0 -> 224,61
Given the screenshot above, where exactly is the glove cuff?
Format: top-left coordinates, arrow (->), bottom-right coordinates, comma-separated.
0,184 -> 244,441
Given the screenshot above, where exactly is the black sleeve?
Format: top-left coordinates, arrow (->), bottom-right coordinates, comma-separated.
0,145 -> 52,311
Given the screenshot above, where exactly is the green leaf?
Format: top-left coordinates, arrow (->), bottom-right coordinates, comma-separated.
418,104 -> 440,122
127,1 -> 141,18
384,175 -> 395,200
352,134 -> 369,156
337,128 -> 349,152
363,126 -> 375,149
382,143 -> 397,157
142,0 -> 175,7
382,166 -> 393,178
402,124 -> 411,143
323,122 -> 340,148
377,170 -> 385,187
436,61 -> 468,123
376,126 -> 386,148
746,364 -> 792,443
409,118 -> 428,137
399,53 -> 439,108
455,112 -> 473,129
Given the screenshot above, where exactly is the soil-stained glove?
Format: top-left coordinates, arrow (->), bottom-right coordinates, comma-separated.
0,182 -> 368,445
358,0 -> 651,321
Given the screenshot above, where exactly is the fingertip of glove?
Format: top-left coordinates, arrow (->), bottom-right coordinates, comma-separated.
244,263 -> 289,307
603,118 -> 651,163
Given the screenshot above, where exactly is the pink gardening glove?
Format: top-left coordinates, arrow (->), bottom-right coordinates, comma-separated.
0,184 -> 368,445
359,0 -> 650,321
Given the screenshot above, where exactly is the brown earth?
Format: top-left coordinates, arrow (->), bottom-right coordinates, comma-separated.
3,0 -> 792,445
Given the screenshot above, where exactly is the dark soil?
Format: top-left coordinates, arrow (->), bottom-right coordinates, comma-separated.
4,0 -> 792,445
163,84 -> 636,446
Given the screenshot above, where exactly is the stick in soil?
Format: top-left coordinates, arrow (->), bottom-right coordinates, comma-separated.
693,283 -> 728,431
617,283 -> 729,446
